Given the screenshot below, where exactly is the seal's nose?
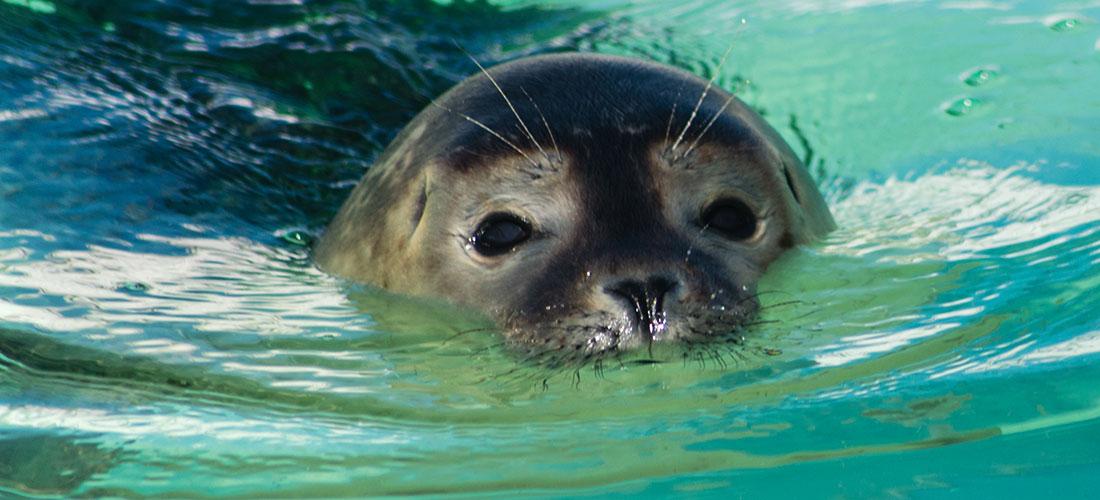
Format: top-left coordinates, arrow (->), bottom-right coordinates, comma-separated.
604,276 -> 678,340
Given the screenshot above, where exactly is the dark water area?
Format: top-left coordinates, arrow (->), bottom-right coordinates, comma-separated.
1,0 -> 636,239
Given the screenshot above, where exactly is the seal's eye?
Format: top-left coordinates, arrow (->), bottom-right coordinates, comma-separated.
701,199 -> 758,240
469,213 -> 531,256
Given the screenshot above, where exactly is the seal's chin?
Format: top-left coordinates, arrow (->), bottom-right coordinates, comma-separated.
502,293 -> 760,365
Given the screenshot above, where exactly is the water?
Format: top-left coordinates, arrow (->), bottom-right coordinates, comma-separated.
1,0 -> 1098,496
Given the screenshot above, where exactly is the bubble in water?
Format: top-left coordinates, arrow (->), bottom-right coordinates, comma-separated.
118,281 -> 150,293
276,228 -> 315,247
1048,18 -> 1081,32
944,97 -> 981,117
962,67 -> 998,87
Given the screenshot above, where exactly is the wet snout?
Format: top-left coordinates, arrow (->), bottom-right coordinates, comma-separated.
603,276 -> 678,342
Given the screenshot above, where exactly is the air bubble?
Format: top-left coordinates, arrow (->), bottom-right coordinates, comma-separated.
962,67 -> 998,87
118,281 -> 149,293
945,97 -> 981,117
1049,18 -> 1081,32
276,228 -> 314,246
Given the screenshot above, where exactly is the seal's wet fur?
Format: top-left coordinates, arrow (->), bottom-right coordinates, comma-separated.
316,53 -> 834,364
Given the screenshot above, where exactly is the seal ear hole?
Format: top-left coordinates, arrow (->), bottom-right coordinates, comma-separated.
411,182 -> 428,230
701,199 -> 758,241
469,213 -> 532,257
783,166 -> 801,204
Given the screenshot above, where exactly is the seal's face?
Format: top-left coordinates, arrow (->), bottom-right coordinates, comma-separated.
316,53 -> 834,362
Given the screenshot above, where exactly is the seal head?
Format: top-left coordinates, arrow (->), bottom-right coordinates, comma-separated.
316,53 -> 834,362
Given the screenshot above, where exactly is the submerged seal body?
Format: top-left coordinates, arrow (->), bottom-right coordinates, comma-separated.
316,53 -> 834,361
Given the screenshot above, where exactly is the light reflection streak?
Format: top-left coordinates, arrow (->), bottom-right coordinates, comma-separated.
813,323 -> 961,367
0,233 -> 372,338
0,403 -> 409,447
936,330 -> 1100,377
828,163 -> 1100,263
0,300 -> 103,331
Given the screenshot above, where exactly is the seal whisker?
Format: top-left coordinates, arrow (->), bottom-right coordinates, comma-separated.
668,18 -> 748,154
520,86 -> 562,166
710,348 -> 728,369
470,341 -> 510,356
759,299 -> 806,311
681,93 -> 737,159
752,290 -> 794,299
693,350 -> 707,369
684,222 -> 711,263
429,101 -> 540,169
484,365 -> 548,389
455,43 -> 550,165
442,326 -> 497,345
742,319 -> 780,328
664,79 -> 688,152
723,344 -> 749,364
736,292 -> 764,306
670,42 -> 735,153
593,358 -> 606,379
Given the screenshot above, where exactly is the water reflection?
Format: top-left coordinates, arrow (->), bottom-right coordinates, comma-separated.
0,232 -> 364,337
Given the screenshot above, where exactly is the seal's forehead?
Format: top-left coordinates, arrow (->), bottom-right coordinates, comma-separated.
451,54 -> 724,129
413,53 -> 771,173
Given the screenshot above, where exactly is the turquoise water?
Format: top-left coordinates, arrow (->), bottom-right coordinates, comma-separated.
2,0 -> 1099,496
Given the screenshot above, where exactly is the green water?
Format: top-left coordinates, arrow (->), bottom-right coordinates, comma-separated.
1,0 -> 1098,496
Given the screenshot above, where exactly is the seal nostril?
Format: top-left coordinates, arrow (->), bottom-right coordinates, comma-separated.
605,280 -> 646,320
603,276 -> 678,339
646,276 -> 676,312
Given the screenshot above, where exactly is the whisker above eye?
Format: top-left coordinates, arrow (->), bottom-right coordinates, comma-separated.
430,100 -> 539,168
454,41 -> 551,166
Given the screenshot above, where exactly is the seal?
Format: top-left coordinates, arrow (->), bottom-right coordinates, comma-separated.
315,52 -> 834,363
